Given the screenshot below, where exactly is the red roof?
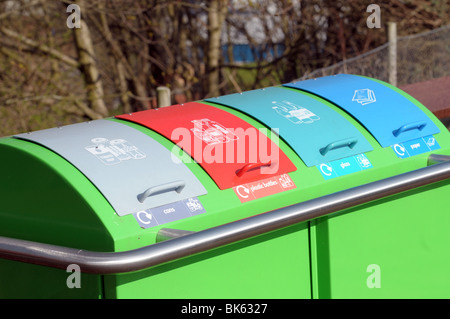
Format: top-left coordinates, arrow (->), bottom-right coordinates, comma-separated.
400,76 -> 450,120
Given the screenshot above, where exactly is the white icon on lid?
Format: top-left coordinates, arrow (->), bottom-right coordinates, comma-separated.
85,137 -> 146,165
352,89 -> 376,105
272,100 -> 320,124
191,119 -> 238,145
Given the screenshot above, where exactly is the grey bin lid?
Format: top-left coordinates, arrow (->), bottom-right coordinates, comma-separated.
15,119 -> 207,217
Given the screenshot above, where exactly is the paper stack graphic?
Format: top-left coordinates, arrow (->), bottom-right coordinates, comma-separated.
352,89 -> 376,105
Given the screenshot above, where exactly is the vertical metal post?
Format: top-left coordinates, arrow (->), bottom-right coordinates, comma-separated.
157,86 -> 171,107
388,22 -> 397,87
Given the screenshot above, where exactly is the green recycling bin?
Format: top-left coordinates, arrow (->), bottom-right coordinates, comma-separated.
0,74 -> 449,299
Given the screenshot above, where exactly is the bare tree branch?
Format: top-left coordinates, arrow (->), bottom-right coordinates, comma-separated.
0,27 -> 80,68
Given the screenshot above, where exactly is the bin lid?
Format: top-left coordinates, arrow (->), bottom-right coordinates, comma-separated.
205,86 -> 373,167
283,74 -> 441,147
14,119 -> 207,217
116,102 -> 297,190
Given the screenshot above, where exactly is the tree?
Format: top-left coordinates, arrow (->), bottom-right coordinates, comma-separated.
0,0 -> 447,137
72,0 -> 108,118
206,0 -> 229,97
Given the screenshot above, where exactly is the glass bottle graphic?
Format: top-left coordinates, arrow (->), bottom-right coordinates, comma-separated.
284,100 -> 320,122
272,101 -> 320,124
272,101 -> 303,124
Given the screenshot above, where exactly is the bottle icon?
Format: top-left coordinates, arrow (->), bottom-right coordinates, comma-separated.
191,119 -> 238,145
85,137 -> 146,165
272,101 -> 319,124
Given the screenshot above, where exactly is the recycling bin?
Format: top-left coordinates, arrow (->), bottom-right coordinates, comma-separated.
0,74 -> 449,299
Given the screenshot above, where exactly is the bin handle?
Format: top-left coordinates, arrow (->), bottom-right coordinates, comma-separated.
137,180 -> 185,203
320,138 -> 358,156
392,121 -> 427,137
236,161 -> 273,177
0,154 -> 448,274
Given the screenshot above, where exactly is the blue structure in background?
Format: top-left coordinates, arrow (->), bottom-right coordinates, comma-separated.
221,44 -> 285,63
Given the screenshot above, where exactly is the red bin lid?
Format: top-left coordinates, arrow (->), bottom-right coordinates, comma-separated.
116,102 -> 297,190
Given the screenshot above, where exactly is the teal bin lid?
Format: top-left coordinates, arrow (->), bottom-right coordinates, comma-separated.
14,120 -> 207,217
283,74 -> 440,147
206,86 -> 373,167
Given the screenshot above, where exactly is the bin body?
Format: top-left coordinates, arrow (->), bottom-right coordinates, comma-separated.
287,75 -> 450,298
0,74 -> 449,298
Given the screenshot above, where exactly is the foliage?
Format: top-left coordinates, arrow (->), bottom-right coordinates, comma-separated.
0,0 -> 448,136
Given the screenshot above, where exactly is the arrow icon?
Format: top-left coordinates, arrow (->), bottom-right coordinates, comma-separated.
136,211 -> 153,225
236,185 -> 250,198
320,163 -> 333,176
394,144 -> 406,156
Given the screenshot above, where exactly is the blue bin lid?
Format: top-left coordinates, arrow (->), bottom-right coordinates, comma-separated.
206,86 -> 373,167
284,74 -> 440,147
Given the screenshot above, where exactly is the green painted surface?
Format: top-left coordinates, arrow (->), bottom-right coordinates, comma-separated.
111,224 -> 311,299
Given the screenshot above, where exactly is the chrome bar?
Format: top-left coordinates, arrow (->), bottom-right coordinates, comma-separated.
0,155 -> 449,274
427,154 -> 450,165
156,228 -> 196,242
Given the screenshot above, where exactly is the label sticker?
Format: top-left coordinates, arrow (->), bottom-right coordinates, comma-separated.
233,173 -> 296,203
133,197 -> 206,229
392,135 -> 440,159
317,153 -> 373,180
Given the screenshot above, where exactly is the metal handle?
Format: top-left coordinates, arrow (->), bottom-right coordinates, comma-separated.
236,161 -> 273,177
320,138 -> 358,156
0,154 -> 449,274
428,154 -> 450,165
392,121 -> 427,137
137,180 -> 185,203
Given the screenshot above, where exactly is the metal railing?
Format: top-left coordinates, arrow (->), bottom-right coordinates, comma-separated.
0,154 -> 449,274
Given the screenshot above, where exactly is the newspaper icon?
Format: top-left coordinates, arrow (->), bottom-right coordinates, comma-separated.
352,89 -> 376,105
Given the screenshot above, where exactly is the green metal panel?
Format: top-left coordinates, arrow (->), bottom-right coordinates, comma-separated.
0,138 -> 114,298
310,180 -> 450,298
307,85 -> 450,299
110,223 -> 311,299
